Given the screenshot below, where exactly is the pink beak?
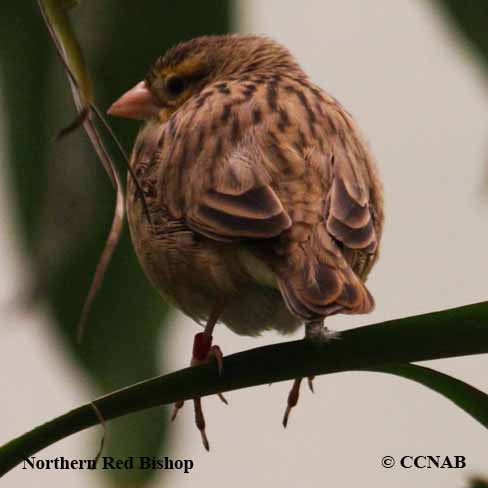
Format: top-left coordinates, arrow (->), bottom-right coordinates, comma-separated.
107,81 -> 159,120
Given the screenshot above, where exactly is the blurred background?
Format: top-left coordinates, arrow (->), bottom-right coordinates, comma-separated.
0,1 -> 487,487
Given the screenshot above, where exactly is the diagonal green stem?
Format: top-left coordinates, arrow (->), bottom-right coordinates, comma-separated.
1,300 -> 488,476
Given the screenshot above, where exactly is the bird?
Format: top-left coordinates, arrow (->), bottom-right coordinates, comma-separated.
108,34 -> 384,450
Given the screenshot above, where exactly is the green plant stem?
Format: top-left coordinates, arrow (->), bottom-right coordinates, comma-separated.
1,301 -> 488,476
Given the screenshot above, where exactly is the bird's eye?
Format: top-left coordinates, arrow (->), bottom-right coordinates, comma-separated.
165,75 -> 187,97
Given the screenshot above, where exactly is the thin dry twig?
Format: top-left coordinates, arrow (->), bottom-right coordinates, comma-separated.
37,0 -> 139,341
89,402 -> 107,468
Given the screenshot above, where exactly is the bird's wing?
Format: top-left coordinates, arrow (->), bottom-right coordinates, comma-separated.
151,81 -> 382,322
326,139 -> 380,258
185,144 -> 292,241
270,93 -> 383,321
146,82 -> 294,243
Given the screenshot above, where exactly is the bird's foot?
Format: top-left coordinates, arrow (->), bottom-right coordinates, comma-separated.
171,332 -> 227,451
282,322 -> 339,427
282,375 -> 316,427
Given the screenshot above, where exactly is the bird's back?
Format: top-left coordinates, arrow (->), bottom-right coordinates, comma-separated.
127,68 -> 383,332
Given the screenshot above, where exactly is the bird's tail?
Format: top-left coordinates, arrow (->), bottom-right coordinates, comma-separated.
276,256 -> 374,322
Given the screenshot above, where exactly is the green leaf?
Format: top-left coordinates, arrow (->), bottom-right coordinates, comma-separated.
367,364 -> 488,428
0,1 -> 231,486
1,300 -> 487,476
39,0 -> 126,342
437,1 -> 488,71
0,2 -> 51,246
41,0 -> 92,103
61,0 -> 81,10
470,477 -> 488,488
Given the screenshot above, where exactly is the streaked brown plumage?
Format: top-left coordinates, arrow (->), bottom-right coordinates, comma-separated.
109,34 -> 384,448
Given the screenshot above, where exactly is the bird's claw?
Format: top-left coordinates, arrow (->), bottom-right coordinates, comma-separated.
282,378 -> 302,428
282,376 -> 316,427
171,399 -> 184,421
208,344 -> 224,376
218,392 -> 228,405
194,397 -> 210,451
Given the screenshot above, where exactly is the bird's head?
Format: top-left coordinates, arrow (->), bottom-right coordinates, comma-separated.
108,34 -> 300,122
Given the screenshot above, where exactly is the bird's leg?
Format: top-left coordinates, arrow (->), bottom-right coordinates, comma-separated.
171,304 -> 227,451
305,321 -> 338,342
282,320 -> 336,427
